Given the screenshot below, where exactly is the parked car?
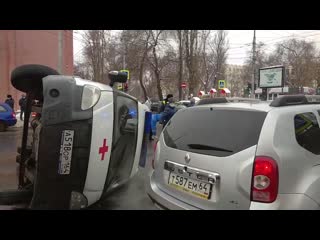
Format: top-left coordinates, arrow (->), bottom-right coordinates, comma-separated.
147,95 -> 320,210
0,102 -> 17,131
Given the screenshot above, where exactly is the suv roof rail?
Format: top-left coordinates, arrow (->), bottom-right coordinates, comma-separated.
270,94 -> 320,107
196,97 -> 228,105
227,97 -> 261,103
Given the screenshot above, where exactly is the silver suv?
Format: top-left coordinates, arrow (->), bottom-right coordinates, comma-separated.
146,95 -> 320,210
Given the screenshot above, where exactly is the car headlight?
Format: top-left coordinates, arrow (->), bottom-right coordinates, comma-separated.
81,85 -> 101,110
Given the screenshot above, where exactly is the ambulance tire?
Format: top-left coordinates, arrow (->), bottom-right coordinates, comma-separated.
11,64 -> 60,95
0,189 -> 33,205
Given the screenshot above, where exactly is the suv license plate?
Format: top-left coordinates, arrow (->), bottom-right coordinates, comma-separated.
168,172 -> 212,200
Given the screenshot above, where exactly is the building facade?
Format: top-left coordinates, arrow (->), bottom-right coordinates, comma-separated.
225,64 -> 245,97
0,30 -> 73,110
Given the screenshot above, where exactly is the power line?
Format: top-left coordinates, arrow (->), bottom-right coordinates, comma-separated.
261,31 -> 320,45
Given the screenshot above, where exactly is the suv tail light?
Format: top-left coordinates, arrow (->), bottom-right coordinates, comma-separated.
12,112 -> 16,118
251,156 -> 279,203
152,140 -> 159,169
31,112 -> 37,117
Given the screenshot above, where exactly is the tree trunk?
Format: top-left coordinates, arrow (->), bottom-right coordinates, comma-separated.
177,30 -> 183,100
152,43 -> 163,101
155,70 -> 163,101
139,52 -> 148,102
184,30 -> 198,96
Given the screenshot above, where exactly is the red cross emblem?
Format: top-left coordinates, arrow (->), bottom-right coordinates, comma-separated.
99,138 -> 109,161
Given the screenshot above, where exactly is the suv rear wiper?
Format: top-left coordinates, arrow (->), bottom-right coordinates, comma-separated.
187,144 -> 233,152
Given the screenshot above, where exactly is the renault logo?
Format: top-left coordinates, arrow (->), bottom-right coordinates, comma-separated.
185,153 -> 191,164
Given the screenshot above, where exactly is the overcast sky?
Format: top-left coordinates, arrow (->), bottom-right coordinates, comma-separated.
73,30 -> 320,66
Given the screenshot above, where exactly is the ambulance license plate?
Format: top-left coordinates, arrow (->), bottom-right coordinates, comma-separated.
58,130 -> 74,175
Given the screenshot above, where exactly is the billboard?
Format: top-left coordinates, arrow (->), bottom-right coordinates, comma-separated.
259,66 -> 284,88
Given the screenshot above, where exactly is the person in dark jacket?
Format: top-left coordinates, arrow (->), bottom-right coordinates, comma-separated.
5,94 -> 14,110
160,95 -> 177,127
19,95 -> 27,121
160,94 -> 173,113
189,98 -> 196,107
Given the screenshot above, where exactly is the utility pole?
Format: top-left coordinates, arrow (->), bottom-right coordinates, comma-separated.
58,30 -> 64,74
123,45 -> 126,70
251,30 -> 256,98
121,33 -> 127,91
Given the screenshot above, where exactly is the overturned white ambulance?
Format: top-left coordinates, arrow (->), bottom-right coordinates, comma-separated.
7,64 -> 150,209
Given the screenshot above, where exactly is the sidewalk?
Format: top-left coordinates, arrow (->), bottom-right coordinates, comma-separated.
13,113 -> 24,128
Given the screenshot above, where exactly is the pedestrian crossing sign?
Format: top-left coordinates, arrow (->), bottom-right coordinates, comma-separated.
218,80 -> 225,89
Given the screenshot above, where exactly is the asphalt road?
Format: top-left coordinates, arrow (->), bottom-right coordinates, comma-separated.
0,124 -> 158,210
0,127 -> 21,190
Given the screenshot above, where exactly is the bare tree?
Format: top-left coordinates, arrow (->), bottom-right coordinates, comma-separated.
138,31 -> 153,101
74,61 -> 91,79
176,30 -> 184,100
208,30 -> 229,91
148,30 -> 164,101
118,30 -> 154,101
147,30 -> 178,101
82,30 -> 110,83
269,39 -> 316,87
198,30 -> 215,92
312,55 -> 320,89
184,30 -> 199,96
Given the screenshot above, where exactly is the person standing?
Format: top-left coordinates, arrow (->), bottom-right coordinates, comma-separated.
150,110 -> 161,140
159,95 -> 177,127
5,94 -> 14,111
19,95 -> 27,121
189,98 -> 196,107
160,94 -> 173,113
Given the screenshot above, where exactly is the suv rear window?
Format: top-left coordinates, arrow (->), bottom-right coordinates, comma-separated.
294,112 -> 320,155
163,107 -> 267,157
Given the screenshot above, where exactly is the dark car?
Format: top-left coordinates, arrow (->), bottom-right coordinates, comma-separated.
0,102 -> 17,131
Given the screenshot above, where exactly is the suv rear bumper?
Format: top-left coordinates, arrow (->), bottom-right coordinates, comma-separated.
147,171 -> 320,210
249,194 -> 319,210
146,170 -> 200,210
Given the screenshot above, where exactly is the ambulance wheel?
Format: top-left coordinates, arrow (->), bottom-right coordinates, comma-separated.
11,64 -> 60,96
0,121 -> 7,132
0,189 -> 33,205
